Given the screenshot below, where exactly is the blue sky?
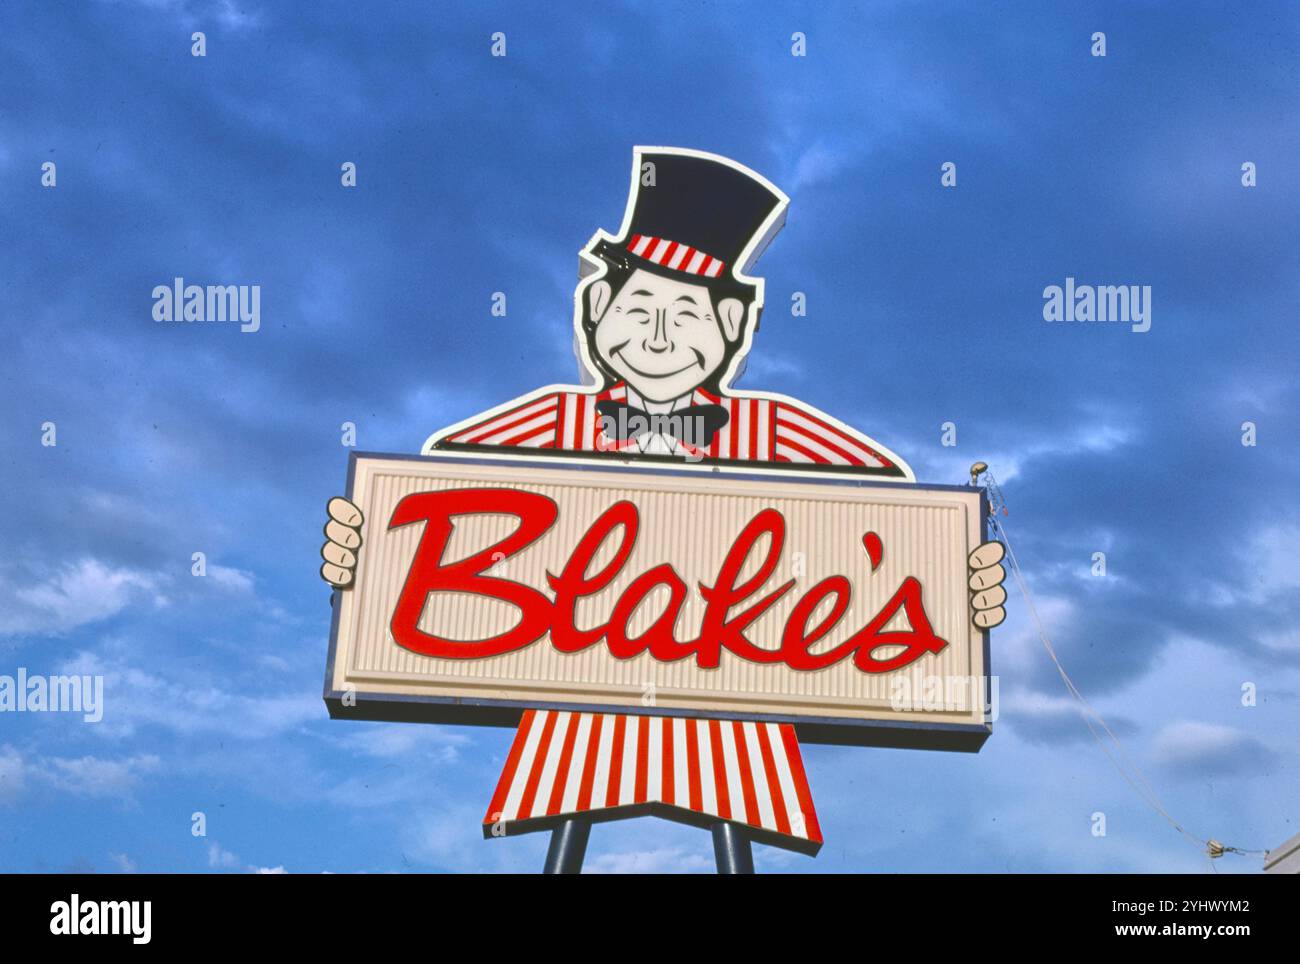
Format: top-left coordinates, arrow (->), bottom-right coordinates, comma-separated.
1,0 -> 1297,873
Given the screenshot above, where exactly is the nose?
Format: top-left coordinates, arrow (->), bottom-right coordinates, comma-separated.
644,308 -> 672,353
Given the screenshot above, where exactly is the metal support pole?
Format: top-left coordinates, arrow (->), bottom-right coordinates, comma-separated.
543,817 -> 591,874
712,821 -> 755,874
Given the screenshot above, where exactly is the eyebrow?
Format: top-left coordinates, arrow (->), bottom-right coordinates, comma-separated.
673,295 -> 698,305
631,289 -> 654,297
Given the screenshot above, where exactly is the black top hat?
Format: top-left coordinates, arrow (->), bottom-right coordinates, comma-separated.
592,148 -> 788,287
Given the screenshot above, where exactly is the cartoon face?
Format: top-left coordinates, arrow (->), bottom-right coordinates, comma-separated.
589,268 -> 744,402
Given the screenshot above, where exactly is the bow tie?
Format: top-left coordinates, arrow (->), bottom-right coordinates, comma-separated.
596,400 -> 730,448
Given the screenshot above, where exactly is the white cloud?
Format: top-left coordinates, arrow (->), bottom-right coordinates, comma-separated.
108,852 -> 137,873
585,846 -> 713,874
907,418 -> 1135,488
1220,373 -> 1292,416
401,805 -> 548,872
1150,721 -> 1274,776
0,748 -> 160,805
1198,521 -> 1300,609
1244,523 -> 1300,599
215,0 -> 261,30
1259,628 -> 1300,656
734,352 -> 805,387
0,745 -> 160,804
1005,689 -> 1082,719
785,141 -> 855,195
208,843 -> 241,869
58,650 -> 320,740
983,590 -> 1078,685
0,558 -> 165,638
335,724 -> 469,762
207,564 -> 256,593
0,744 -> 27,803
97,0 -> 262,31
39,752 -> 161,799
209,842 -> 287,874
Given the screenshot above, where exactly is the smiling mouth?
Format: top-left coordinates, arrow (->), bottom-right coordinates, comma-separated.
613,348 -> 703,379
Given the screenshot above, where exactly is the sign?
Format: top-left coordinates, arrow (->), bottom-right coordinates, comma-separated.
318,146 -> 1011,867
324,451 -> 993,750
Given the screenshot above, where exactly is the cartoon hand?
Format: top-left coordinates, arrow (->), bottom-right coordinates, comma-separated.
320,496 -> 364,589
968,541 -> 1007,629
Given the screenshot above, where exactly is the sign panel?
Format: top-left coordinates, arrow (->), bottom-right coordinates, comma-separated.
324,451 -> 992,750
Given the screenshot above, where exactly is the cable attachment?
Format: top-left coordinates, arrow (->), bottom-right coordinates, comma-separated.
969,462 -> 1009,518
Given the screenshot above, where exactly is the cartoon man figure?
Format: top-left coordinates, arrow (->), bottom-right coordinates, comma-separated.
321,147 -> 1007,629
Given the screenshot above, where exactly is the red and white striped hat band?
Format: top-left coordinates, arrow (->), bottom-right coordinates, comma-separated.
627,233 -> 726,278
483,709 -> 823,855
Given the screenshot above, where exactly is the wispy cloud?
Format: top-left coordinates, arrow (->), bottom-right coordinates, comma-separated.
0,744 -> 161,804
0,559 -> 165,638
586,846 -> 714,874
59,649 -> 321,740
1151,721 -> 1276,778
0,745 -> 26,803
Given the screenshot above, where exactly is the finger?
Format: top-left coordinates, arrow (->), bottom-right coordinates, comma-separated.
968,540 -> 1005,570
969,563 -> 1006,591
327,497 -> 364,528
973,606 -> 1005,629
325,518 -> 362,550
321,541 -> 356,570
971,585 -> 1007,611
320,562 -> 353,588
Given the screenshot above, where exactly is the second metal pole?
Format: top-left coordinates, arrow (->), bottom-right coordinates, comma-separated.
712,821 -> 755,874
543,817 -> 591,874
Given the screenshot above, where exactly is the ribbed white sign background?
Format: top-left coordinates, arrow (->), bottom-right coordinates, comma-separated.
330,455 -> 987,727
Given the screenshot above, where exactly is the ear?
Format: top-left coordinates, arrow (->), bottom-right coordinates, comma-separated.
587,280 -> 612,323
717,297 -> 745,342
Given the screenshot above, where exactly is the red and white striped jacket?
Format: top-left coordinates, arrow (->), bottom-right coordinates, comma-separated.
427,381 -> 909,477
433,380 -> 909,845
